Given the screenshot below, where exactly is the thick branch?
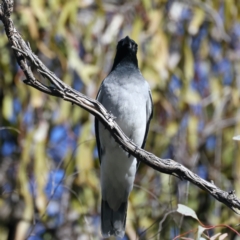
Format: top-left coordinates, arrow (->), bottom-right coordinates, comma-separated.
1,0 -> 240,214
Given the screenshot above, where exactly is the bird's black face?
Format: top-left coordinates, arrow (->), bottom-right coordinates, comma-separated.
111,36 -> 138,71
117,36 -> 138,53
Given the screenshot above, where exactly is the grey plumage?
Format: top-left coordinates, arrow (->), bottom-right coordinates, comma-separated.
95,36 -> 153,238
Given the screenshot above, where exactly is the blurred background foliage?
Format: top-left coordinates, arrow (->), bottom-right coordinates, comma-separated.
1,0 -> 240,239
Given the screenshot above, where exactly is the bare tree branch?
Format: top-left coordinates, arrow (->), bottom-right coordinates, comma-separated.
1,0 -> 240,214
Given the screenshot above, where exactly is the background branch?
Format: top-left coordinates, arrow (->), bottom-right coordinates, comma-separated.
1,0 -> 240,214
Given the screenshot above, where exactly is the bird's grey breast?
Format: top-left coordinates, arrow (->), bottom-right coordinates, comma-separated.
101,70 -> 148,115
99,70 -> 149,145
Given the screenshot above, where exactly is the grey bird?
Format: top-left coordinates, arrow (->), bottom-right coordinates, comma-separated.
95,36 -> 153,238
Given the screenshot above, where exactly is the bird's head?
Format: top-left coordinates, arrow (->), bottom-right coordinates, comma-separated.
111,36 -> 138,71
117,36 -> 138,53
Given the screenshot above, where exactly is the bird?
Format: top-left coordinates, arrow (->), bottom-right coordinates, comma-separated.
95,36 -> 153,238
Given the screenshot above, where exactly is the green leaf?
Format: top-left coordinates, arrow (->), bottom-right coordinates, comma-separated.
196,225 -> 207,239
3,94 -> 13,120
177,204 -> 199,221
184,40 -> 194,82
188,8 -> 205,35
184,88 -> 201,104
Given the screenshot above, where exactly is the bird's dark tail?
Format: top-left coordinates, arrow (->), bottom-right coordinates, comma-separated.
101,200 -> 128,238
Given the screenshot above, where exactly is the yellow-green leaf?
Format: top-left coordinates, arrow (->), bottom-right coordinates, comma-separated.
3,94 -> 13,120
184,40 -> 194,82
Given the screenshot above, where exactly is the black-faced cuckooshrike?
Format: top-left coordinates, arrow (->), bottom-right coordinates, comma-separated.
95,36 -> 153,238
